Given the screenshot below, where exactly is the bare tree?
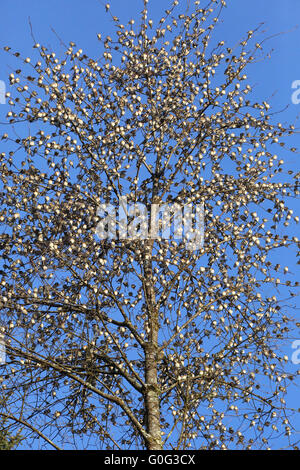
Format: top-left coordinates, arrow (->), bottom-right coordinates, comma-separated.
0,0 -> 299,450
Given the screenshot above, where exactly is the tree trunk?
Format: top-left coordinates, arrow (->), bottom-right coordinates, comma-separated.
145,342 -> 162,450
143,235 -> 162,450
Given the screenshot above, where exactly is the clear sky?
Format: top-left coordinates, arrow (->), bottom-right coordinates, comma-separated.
1,1 -> 300,160
0,0 -> 299,449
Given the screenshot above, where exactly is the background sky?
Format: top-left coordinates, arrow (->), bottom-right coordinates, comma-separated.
0,0 -> 299,449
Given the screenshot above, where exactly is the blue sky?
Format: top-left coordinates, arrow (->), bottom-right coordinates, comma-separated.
0,0 -> 299,449
1,0 -> 300,159
1,0 -> 300,127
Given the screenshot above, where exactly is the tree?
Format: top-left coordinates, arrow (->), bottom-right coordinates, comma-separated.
0,423 -> 22,450
0,0 -> 299,450
0,428 -> 21,450
0,397 -> 23,450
